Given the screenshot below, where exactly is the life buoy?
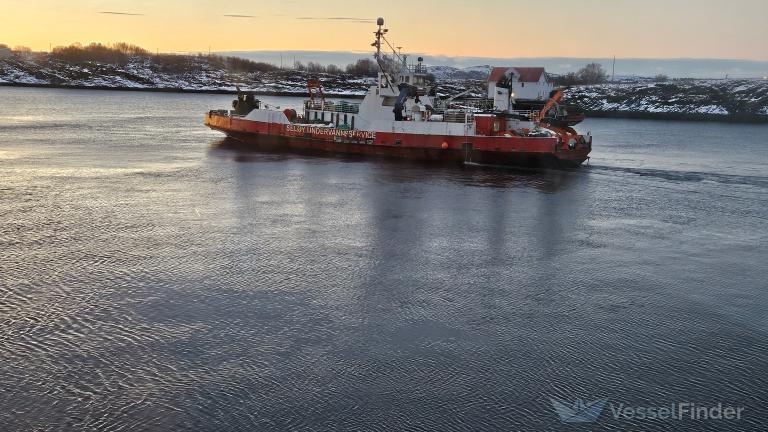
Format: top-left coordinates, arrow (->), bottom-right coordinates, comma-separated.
283,108 -> 297,121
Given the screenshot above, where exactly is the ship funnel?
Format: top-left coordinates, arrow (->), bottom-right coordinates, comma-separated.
377,17 -> 384,26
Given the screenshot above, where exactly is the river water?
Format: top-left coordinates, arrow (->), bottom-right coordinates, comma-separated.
1,87 -> 767,431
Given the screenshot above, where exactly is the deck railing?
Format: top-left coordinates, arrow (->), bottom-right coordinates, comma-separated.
305,100 -> 360,114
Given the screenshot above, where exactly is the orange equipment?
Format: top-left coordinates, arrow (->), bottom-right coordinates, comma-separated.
535,88 -> 565,124
307,79 -> 325,104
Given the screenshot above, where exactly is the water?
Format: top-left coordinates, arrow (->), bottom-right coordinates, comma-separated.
1,87 -> 767,431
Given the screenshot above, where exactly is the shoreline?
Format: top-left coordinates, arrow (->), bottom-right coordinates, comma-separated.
2,82 -> 766,123
584,110 -> 768,124
0,82 -> 367,99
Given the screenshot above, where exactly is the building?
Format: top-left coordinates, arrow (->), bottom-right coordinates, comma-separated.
487,67 -> 554,101
0,48 -> 12,59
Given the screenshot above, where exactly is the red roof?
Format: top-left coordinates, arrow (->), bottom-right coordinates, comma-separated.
488,67 -> 510,83
488,67 -> 548,83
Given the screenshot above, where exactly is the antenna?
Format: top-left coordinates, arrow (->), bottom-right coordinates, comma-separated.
373,17 -> 385,60
372,17 -> 395,92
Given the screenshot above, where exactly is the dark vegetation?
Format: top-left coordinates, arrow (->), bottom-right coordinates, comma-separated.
0,43 -> 32,53
4,41 -> 409,80
553,63 -> 609,85
41,42 -> 384,76
46,42 -> 280,74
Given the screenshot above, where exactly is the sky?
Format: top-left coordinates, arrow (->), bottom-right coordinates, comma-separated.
2,0 -> 767,61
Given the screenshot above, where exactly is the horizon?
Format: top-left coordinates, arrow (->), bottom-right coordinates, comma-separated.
219,50 -> 768,79
3,0 -> 767,61
4,42 -> 766,79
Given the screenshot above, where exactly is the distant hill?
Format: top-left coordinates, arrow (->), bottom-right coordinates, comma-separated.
222,50 -> 768,79
427,65 -> 491,81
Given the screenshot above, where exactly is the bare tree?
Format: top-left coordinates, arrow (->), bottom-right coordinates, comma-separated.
325,64 -> 342,75
345,58 -> 378,77
577,63 -> 608,84
306,61 -> 326,73
553,72 -> 581,86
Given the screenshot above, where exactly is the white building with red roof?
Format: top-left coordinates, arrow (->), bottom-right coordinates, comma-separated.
487,67 -> 554,101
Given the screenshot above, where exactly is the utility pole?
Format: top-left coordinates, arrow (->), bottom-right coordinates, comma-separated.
280,53 -> 283,70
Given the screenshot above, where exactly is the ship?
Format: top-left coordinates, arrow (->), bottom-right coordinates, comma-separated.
204,18 -> 592,169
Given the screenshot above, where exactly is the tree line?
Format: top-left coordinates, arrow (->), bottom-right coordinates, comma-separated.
553,63 -> 671,85
0,43 -> 32,53
553,63 -> 609,85
282,58 -> 379,77
2,41 -> 384,77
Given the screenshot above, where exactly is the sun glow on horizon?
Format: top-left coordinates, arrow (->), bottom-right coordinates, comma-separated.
2,0 -> 767,61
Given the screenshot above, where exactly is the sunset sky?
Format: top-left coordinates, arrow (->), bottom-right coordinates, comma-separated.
2,0 -> 767,60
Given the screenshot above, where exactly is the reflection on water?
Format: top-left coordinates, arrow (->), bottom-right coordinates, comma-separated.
211,137 -> 581,193
1,87 -> 767,431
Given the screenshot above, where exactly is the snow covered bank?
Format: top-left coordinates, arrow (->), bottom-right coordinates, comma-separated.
0,56 -> 372,97
2,56 -> 766,122
564,80 -> 768,122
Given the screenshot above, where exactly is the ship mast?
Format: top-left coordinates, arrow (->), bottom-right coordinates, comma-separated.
373,17 -> 385,61
372,17 -> 395,91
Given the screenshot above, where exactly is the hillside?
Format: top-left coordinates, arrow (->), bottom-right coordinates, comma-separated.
564,80 -> 768,121
2,53 -> 767,122
0,55 -> 373,96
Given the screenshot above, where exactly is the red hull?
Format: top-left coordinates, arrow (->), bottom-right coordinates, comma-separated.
204,114 -> 590,169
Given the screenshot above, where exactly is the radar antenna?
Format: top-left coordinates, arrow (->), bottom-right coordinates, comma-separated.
372,17 -> 395,92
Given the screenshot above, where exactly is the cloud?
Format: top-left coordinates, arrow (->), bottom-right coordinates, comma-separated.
223,14 -> 256,18
99,11 -> 144,16
296,17 -> 374,23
